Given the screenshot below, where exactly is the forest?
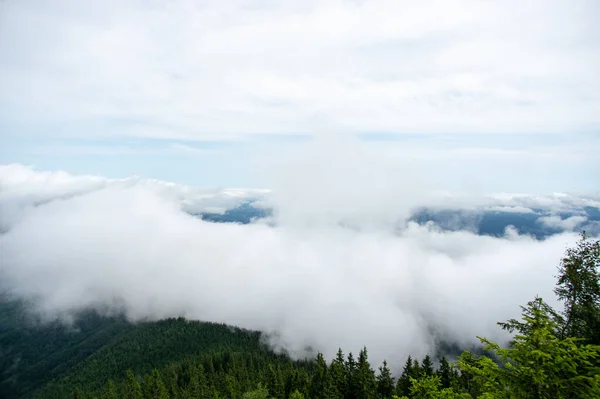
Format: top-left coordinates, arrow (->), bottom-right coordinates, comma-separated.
1,233 -> 598,399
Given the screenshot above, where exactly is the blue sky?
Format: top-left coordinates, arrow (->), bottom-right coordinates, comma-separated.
1,0 -> 598,192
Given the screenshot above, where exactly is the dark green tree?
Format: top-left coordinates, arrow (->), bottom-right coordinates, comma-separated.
375,360 -> 394,398
310,353 -> 335,399
330,349 -> 347,399
436,357 -> 452,389
101,380 -> 118,399
420,355 -> 434,377
266,364 -> 284,399
143,369 -> 170,399
352,347 -> 377,399
345,352 -> 356,399
395,356 -> 413,397
124,370 -> 143,399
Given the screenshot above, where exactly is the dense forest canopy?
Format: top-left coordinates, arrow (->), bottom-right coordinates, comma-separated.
1,233 -> 598,399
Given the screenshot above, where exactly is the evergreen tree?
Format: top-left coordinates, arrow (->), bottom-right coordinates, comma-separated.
144,369 -> 170,399
420,355 -> 434,377
375,360 -> 394,398
243,383 -> 270,399
266,364 -> 284,399
353,347 -> 377,399
395,356 -> 413,397
411,358 -> 421,379
330,349 -> 347,399
465,297 -> 600,398
310,353 -> 335,399
124,369 -> 143,399
436,357 -> 452,389
345,352 -> 356,399
289,389 -> 305,399
101,380 -> 118,399
555,232 -> 600,344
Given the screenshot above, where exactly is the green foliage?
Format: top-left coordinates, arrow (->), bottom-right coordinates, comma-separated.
420,356 -> 435,377
123,370 -> 143,399
100,380 -> 118,399
289,390 -> 305,399
473,297 -> 600,398
243,383 -> 270,399
555,232 -> 600,344
376,360 -> 394,398
395,355 -> 413,397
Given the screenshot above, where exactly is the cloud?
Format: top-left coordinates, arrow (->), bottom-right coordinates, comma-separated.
0,163 -> 591,372
538,215 -> 589,231
1,0 -> 599,140
0,164 -> 265,232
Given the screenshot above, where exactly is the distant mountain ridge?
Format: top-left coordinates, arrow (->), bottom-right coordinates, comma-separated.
196,202 -> 600,239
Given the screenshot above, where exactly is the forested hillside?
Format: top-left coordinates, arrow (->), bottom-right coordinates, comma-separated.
1,234 -> 599,399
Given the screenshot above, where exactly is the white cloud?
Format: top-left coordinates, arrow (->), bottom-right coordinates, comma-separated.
0,164 -> 594,371
538,215 -> 589,231
1,0 -> 598,139
0,164 -> 265,232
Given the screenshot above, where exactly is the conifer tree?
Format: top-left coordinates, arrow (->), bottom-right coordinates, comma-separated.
144,369 -> 170,399
267,364 -> 284,399
353,347 -> 377,399
101,380 -> 118,399
420,355 -> 434,377
289,389 -> 305,399
345,352 -> 356,399
470,297 -> 600,398
376,360 -> 394,398
330,349 -> 347,399
436,357 -> 452,389
395,356 -> 413,397
554,232 -> 600,344
311,353 -> 335,399
124,370 -> 143,399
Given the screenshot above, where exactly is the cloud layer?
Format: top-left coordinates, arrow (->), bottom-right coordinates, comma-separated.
1,164 -> 594,372
1,0 -> 599,139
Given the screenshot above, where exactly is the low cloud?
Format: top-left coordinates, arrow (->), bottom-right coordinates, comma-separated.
0,163 -> 589,372
538,214 -> 588,231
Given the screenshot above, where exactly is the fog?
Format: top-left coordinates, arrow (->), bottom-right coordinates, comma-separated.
0,150 -> 588,371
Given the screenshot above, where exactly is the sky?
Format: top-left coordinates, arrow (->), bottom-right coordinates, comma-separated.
1,0 -> 599,192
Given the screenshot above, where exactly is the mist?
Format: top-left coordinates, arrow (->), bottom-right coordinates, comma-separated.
0,145 -> 587,372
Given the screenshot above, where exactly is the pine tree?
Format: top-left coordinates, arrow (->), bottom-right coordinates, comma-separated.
101,380 -> 118,399
411,358 -> 421,379
267,363 -> 284,399
395,356 -> 413,397
375,360 -> 394,398
330,349 -> 347,399
242,383 -> 269,399
289,389 -> 305,399
554,232 -> 600,344
144,369 -> 170,399
310,353 -> 335,399
436,357 -> 452,389
124,369 -> 143,399
470,297 -> 600,398
353,347 -> 377,399
420,355 -> 434,377
345,352 -> 356,399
